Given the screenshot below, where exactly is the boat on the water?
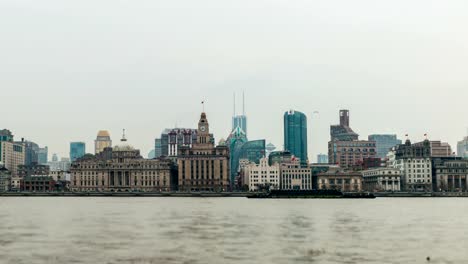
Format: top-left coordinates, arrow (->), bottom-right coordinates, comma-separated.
247,190 -> 376,199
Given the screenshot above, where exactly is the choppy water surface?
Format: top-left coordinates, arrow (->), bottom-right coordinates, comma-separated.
0,197 -> 467,264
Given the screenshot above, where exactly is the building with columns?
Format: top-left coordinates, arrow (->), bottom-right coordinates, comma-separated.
70,135 -> 175,192
317,169 -> 363,192
433,158 -> 468,192
177,112 -> 230,192
362,168 -> 401,192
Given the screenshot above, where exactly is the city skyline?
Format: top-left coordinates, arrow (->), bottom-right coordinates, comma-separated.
1,0 -> 467,160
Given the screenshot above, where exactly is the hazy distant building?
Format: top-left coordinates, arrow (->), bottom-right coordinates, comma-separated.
70,142 -> 86,162
24,141 -> 39,166
328,110 -> 377,168
232,92 -> 248,138
95,130 -> 112,154
368,134 -> 402,159
148,149 -> 156,159
413,140 -> 453,158
37,147 -> 48,165
458,137 -> 468,158
47,156 -> 71,172
266,143 -> 276,156
177,112 -> 230,192
317,154 -> 328,164
284,110 -> 308,164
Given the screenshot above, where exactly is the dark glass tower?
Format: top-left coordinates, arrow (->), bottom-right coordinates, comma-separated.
284,110 -> 308,164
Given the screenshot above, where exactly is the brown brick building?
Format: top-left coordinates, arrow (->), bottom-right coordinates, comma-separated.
177,112 -> 230,192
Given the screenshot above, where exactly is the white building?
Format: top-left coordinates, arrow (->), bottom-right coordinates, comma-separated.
243,157 -> 280,191
280,159 -> 312,190
458,136 -> 468,158
362,168 -> 401,192
388,149 -> 432,192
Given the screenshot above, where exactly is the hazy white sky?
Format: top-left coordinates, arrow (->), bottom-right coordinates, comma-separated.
1,0 -> 467,160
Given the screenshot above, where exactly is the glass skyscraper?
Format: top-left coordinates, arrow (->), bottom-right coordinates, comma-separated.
368,134 -> 402,159
70,142 -> 86,162
232,115 -> 247,138
284,110 -> 308,164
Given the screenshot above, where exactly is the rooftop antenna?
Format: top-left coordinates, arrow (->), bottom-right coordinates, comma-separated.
242,91 -> 245,116
121,129 -> 127,142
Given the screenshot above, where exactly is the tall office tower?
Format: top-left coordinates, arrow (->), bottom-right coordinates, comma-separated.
95,130 -> 112,154
70,142 -> 86,162
232,92 -> 248,138
368,134 -> 402,159
328,110 -> 377,168
24,141 -> 39,166
0,129 -> 26,176
284,110 -> 308,164
154,138 -> 162,158
457,136 -> 468,158
37,147 -> 48,164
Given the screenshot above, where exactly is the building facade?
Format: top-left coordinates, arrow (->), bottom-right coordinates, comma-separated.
389,139 -> 433,192
368,134 -> 402,159
37,147 -> 48,165
95,130 -> 112,154
243,157 -> 280,191
328,110 -> 377,168
413,140 -> 453,158
70,142 -> 86,162
0,141 -> 25,176
284,110 -> 308,164
458,137 -> 468,158
279,159 -> 312,190
433,158 -> 468,192
362,168 -> 401,192
154,138 -> 162,158
177,112 -> 230,192
317,169 -> 363,192
0,166 -> 11,191
70,144 -> 175,192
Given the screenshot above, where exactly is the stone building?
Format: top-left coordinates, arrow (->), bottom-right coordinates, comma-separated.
0,165 -> 11,191
279,158 -> 313,190
18,164 -> 54,192
243,157 -> 280,191
177,112 -> 230,192
413,140 -> 453,158
362,168 -> 401,192
317,169 -> 363,192
389,139 -> 433,192
70,136 -> 175,192
328,110 -> 377,168
433,158 -> 468,192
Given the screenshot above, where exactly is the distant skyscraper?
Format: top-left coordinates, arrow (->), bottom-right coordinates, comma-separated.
95,130 -> 112,154
368,134 -> 402,159
284,110 -> 308,164
317,154 -> 328,164
70,142 -> 86,162
24,141 -> 39,166
148,149 -> 156,159
330,110 -> 359,141
37,147 -> 48,165
458,136 -> 468,158
232,92 -> 248,138
0,129 -> 25,176
154,138 -> 162,158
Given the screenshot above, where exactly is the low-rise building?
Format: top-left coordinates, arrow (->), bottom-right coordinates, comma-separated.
280,158 -> 312,190
317,169 -> 363,192
433,158 -> 468,192
243,157 -> 280,191
0,165 -> 11,191
21,176 -> 56,192
362,168 -> 401,192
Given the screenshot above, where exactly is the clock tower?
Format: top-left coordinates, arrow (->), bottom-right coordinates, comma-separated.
197,112 -> 211,145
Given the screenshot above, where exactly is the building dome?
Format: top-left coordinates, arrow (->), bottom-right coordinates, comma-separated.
113,144 -> 136,152
218,138 -> 226,146
97,130 -> 110,138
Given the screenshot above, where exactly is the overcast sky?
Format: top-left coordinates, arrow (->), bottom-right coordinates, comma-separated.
1,0 -> 467,161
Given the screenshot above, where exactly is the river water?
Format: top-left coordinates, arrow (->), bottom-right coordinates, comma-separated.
0,197 -> 467,264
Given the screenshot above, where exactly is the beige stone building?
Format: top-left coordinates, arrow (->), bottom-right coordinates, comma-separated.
317,169 -> 363,192
177,112 -> 230,192
243,157 -> 280,191
70,140 -> 174,192
95,130 -> 112,154
280,158 -> 313,190
0,141 -> 25,176
362,168 -> 401,192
